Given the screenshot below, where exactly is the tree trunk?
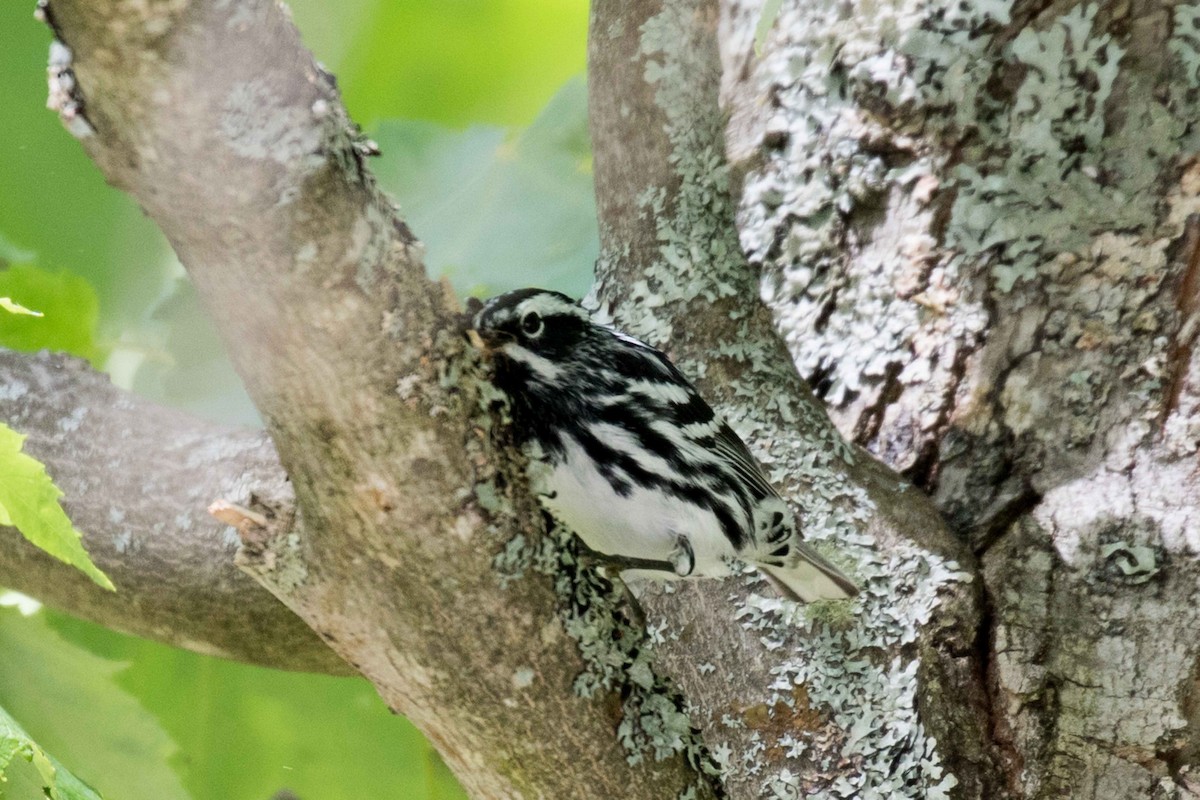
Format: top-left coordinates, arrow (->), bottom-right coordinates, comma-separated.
4,0 -> 1198,798
718,1 -> 1200,797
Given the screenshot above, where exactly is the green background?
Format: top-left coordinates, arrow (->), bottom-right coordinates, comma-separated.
0,1 -> 597,797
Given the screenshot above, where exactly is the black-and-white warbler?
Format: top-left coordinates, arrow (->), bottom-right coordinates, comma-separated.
471,288 -> 857,602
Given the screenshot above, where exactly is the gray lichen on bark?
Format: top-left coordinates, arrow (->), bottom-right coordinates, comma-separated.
590,0 -> 995,797
723,0 -> 1200,796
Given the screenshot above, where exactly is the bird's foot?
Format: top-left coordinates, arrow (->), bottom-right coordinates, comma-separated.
668,534 -> 695,578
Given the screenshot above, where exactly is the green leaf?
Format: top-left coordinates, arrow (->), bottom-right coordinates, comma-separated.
0,704 -> 104,800
0,424 -> 113,590
0,264 -> 102,366
372,78 -> 597,299
0,298 -> 41,317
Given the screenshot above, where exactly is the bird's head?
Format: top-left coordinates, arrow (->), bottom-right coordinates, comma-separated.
469,288 -> 593,371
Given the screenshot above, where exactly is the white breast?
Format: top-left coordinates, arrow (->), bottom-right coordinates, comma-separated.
535,436 -> 739,577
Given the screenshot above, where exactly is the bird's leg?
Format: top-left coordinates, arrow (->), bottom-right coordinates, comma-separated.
612,579 -> 647,630
571,544 -> 681,629
590,553 -> 680,573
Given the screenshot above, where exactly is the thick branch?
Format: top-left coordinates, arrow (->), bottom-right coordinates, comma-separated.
710,3 -> 1200,797
0,348 -> 345,673
39,1 -> 701,797
589,0 -> 1001,797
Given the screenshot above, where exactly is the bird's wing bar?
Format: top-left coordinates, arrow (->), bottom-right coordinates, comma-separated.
597,324 -> 781,500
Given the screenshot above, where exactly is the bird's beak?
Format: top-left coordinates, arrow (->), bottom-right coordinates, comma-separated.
467,327 -> 505,353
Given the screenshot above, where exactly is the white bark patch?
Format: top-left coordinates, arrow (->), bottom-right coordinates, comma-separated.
221,79 -> 322,164
729,0 -> 989,471
0,380 -> 29,402
45,40 -> 95,139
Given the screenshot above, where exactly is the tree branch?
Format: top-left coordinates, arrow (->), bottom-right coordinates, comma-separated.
38,0 -> 704,797
0,348 -> 347,674
588,0 -> 1002,796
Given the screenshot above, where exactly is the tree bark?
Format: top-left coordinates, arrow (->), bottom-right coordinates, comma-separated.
587,1 -> 1001,797
718,0 -> 1200,797
9,0 -> 1198,797
0,348 -> 345,674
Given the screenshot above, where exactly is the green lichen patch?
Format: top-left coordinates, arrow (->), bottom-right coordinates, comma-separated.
723,1 -> 1200,795
735,0 -> 1200,486
1171,4 -> 1200,88
906,1 -> 1200,297
724,358 -> 969,799
731,0 -> 994,476
591,2 -> 754,349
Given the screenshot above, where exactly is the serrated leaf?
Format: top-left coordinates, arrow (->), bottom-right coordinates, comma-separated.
0,298 -> 41,317
0,704 -> 104,800
0,424 -> 113,590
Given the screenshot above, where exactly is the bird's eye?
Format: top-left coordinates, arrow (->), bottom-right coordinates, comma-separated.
521,311 -> 544,337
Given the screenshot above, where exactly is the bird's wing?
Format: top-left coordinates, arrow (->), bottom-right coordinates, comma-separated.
710,422 -> 779,501
599,323 -> 781,500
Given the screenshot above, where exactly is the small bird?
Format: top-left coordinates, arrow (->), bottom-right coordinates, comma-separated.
470,288 -> 857,602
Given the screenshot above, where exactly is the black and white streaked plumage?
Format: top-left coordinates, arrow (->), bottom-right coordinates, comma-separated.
471,288 -> 857,602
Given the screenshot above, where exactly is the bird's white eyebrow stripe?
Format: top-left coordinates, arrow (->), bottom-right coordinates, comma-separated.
518,293 -> 589,320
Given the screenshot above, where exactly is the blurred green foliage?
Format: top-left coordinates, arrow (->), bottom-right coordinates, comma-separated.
0,264 -> 102,366
310,0 -> 588,128
0,604 -> 464,800
0,603 -> 183,800
371,78 -> 596,299
0,0 -> 597,797
0,4 -> 171,347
